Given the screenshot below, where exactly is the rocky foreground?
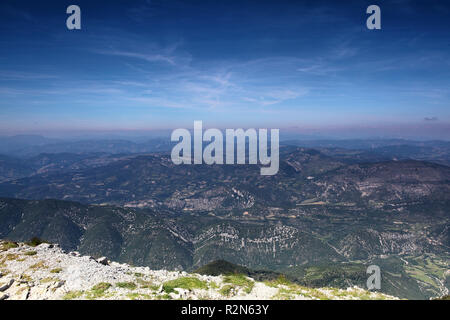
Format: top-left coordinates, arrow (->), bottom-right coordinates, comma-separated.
0,240 -> 398,300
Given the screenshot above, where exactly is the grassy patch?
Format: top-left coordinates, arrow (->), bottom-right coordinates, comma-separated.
155,293 -> 172,300
0,241 -> 18,251
86,282 -> 112,300
304,288 -> 331,300
5,253 -> 20,261
270,282 -> 334,300
0,269 -> 10,276
15,286 -> 29,295
50,268 -> 63,274
273,287 -> 297,300
126,292 -> 152,300
223,274 -> 254,294
219,284 -> 235,297
116,282 -> 137,290
40,277 -> 57,284
63,291 -> 84,300
24,251 -> 37,256
162,277 -> 208,294
29,260 -> 47,270
19,274 -> 32,282
136,278 -> 159,290
264,275 -> 293,288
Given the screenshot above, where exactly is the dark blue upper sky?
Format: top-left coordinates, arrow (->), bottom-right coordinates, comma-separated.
0,0 -> 449,139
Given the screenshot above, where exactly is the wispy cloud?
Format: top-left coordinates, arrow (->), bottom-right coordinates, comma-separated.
96,50 -> 176,65
297,64 -> 343,75
0,71 -> 58,80
91,37 -> 189,67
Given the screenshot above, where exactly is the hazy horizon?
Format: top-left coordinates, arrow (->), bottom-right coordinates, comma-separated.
1,128 -> 450,142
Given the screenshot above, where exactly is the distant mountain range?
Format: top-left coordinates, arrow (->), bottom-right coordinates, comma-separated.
1,134 -> 449,161
0,135 -> 172,158
0,148 -> 448,211
0,139 -> 448,299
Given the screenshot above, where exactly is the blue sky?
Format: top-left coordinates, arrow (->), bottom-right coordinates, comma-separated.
0,0 -> 449,139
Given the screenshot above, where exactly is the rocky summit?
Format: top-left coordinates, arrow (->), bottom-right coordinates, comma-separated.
0,240 -> 397,300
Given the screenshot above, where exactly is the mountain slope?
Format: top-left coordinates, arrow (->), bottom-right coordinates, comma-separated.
0,150 -> 448,215
0,240 -> 399,300
0,197 -> 448,299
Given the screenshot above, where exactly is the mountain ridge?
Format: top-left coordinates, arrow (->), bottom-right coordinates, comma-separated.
0,240 -> 400,300
0,197 -> 447,299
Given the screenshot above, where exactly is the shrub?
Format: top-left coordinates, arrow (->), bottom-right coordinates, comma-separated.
26,237 -> 48,247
